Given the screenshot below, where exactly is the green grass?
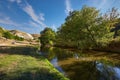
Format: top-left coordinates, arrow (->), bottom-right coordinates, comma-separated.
0,46 -> 69,80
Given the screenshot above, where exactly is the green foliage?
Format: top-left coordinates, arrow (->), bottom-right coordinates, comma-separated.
2,31 -> 24,41
103,7 -> 120,28
40,27 -> 56,47
3,31 -> 15,39
56,6 -> 114,49
14,35 -> 24,41
0,46 -> 69,80
0,27 -> 24,41
0,27 -> 5,36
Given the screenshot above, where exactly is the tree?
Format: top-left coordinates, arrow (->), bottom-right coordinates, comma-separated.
57,6 -> 113,49
103,7 -> 120,28
103,8 -> 120,38
40,27 -> 56,47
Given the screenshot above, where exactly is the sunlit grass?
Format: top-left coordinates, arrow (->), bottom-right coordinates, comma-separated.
0,46 -> 69,80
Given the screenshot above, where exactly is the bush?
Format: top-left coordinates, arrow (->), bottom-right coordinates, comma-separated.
40,28 -> 56,47
14,35 -> 24,41
2,31 -> 24,41
3,31 -> 14,39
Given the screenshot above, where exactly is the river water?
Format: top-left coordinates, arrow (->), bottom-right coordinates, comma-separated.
40,47 -> 120,80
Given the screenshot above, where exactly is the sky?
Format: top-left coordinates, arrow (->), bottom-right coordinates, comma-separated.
0,0 -> 120,34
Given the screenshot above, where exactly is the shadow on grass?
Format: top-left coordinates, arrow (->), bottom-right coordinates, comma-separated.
0,67 -> 65,80
0,46 -> 41,59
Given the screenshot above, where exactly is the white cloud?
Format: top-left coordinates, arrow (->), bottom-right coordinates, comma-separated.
93,0 -> 117,10
39,13 -> 45,21
22,2 -> 46,27
29,21 -> 39,27
51,24 -> 57,31
8,0 -> 22,4
0,16 -> 20,27
8,0 -> 46,28
97,0 -> 107,9
65,0 -> 73,15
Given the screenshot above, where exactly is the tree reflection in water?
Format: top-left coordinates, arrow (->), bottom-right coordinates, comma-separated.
41,47 -> 120,80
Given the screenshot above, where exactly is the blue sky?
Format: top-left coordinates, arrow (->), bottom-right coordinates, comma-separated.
0,0 -> 120,34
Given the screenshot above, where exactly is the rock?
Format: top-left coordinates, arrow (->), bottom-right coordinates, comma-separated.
9,30 -> 33,40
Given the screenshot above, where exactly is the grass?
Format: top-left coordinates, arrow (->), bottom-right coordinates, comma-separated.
0,46 -> 69,80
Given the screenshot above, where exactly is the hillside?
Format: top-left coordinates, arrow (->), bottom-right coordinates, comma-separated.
9,30 -> 33,40
0,27 -> 6,36
0,27 -> 41,40
31,34 -> 41,39
0,27 -> 40,46
0,27 -> 39,40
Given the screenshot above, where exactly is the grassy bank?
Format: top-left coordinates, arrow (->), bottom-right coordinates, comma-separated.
0,46 -> 68,80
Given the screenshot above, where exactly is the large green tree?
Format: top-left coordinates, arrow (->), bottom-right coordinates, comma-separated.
40,27 -> 56,47
57,6 -> 113,49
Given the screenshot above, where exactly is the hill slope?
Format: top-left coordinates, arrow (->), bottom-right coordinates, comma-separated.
9,30 -> 33,40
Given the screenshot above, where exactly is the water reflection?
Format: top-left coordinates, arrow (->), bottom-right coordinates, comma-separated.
96,61 -> 120,80
41,47 -> 120,80
74,54 -> 79,59
51,57 -> 65,75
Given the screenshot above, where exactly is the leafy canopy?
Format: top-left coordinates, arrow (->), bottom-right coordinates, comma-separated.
57,6 -> 114,49
40,27 -> 55,46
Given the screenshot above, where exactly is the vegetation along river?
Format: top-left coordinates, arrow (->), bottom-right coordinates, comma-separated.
40,47 -> 120,80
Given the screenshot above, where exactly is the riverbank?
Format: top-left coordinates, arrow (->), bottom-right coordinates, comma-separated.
0,46 -> 68,80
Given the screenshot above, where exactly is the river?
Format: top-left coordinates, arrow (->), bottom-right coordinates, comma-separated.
40,47 -> 120,80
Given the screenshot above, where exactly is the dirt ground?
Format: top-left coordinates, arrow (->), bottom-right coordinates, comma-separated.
0,38 -> 39,46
